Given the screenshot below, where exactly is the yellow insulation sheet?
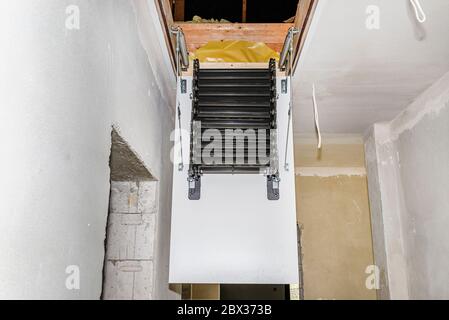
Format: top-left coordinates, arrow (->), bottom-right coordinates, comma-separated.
191,40 -> 279,63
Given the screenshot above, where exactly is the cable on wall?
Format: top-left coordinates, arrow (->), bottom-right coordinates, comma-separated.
312,83 -> 322,150
410,0 -> 426,23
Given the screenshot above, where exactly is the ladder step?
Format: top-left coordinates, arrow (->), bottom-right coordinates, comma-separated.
198,78 -> 272,86
201,140 -> 271,149
200,128 -> 272,136
199,85 -> 271,95
198,98 -> 271,108
198,107 -> 270,114
197,110 -> 270,119
199,83 -> 271,88
199,92 -> 271,98
200,166 -> 268,174
199,68 -> 269,73
199,69 -> 270,78
201,121 -> 272,129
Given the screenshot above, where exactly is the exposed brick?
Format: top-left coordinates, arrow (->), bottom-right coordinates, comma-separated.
103,260 -> 153,300
138,181 -> 158,214
110,181 -> 138,213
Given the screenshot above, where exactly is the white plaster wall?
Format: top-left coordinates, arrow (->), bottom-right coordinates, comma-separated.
365,71 -> 449,299
365,124 -> 409,300
294,0 -> 449,133
0,0 -> 177,299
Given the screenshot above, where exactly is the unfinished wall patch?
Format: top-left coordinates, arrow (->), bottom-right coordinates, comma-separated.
110,128 -> 155,181
103,130 -> 158,300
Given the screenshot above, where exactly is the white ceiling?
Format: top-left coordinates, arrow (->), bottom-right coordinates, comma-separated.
293,0 -> 449,134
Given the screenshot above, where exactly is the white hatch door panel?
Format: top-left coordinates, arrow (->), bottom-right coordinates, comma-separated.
169,75 -> 298,284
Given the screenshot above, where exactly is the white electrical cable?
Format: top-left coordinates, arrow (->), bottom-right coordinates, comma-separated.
312,83 -> 322,150
410,0 -> 426,23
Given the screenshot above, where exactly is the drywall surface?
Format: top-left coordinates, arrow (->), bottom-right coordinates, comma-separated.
0,0 -> 177,299
365,71 -> 449,299
294,0 -> 449,133
295,138 -> 376,299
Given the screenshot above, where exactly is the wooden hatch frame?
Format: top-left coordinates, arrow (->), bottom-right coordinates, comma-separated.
154,0 -> 318,74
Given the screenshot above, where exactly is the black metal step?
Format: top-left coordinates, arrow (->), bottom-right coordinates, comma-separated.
200,120 -> 272,129
199,68 -> 269,73
199,92 -> 270,98
207,154 -> 271,162
198,82 -> 271,88
197,109 -> 270,119
198,85 -> 271,95
200,128 -> 272,137
199,69 -> 271,78
200,141 -> 271,150
197,97 -> 271,108
200,166 -> 268,174
198,78 -> 272,87
198,76 -> 271,82
202,154 -> 271,161
203,150 -> 270,157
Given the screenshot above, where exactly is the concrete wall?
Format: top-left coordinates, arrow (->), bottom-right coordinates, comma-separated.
294,136 -> 376,300
0,0 -> 177,299
365,71 -> 449,299
103,181 -> 158,299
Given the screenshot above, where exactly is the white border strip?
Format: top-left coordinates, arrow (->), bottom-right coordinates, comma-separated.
294,133 -> 364,145
295,167 -> 366,177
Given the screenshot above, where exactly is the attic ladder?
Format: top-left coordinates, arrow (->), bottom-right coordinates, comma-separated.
187,59 -> 280,200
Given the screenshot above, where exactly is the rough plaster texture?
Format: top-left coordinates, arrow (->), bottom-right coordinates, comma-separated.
296,176 -> 376,300
110,130 -> 154,182
295,140 -> 376,299
365,71 -> 449,299
0,0 -> 177,299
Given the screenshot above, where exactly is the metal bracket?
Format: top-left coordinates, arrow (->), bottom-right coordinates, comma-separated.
188,176 -> 201,200
281,79 -> 288,94
170,26 -> 189,76
177,103 -> 184,171
284,37 -> 296,171
267,175 -> 280,200
181,79 -> 187,94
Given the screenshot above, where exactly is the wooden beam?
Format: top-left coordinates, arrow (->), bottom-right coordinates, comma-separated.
242,0 -> 247,23
155,0 -> 177,73
174,0 -> 185,21
177,23 -> 294,53
182,62 -> 279,76
292,0 -> 318,70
